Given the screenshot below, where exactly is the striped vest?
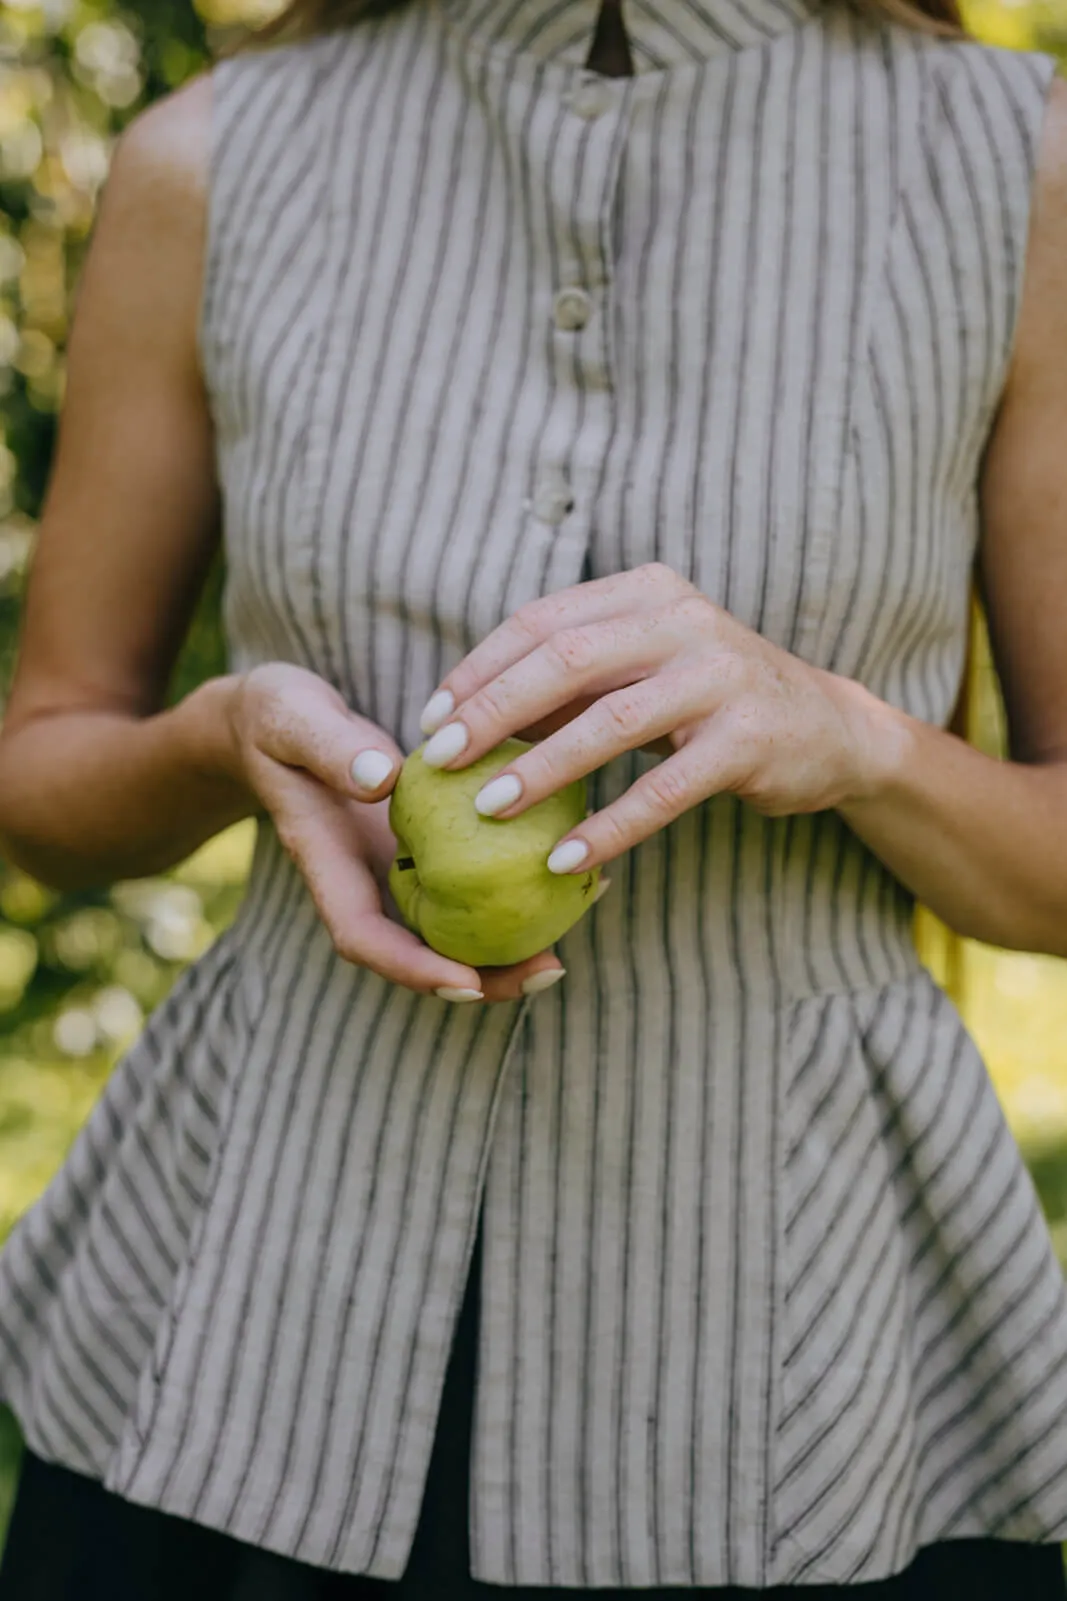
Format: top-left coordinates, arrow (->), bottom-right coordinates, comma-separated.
3,0 -> 1067,1584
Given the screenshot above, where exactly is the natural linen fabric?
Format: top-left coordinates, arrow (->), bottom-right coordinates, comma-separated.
2,0 -> 1066,1587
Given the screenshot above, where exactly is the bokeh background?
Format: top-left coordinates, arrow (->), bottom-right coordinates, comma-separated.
0,0 -> 1066,1557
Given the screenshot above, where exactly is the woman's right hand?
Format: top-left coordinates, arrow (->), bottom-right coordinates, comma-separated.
225,662 -> 566,1003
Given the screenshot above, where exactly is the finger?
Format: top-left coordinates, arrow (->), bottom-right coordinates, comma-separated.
477,952 -> 567,1003
306,857 -> 481,993
275,789 -> 485,996
421,612 -> 685,772
344,915 -> 488,998
419,563 -> 690,734
516,700 -> 673,757
541,734 -> 746,871
257,692 -> 404,800
469,671 -> 705,816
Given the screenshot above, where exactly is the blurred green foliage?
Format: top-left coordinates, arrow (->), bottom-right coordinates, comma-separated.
0,0 -> 1066,1567
0,0 -> 249,1542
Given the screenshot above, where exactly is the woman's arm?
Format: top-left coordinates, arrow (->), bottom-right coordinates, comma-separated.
0,75 -> 258,891
835,78 -> 1067,958
0,79 -> 556,1003
402,84 -> 1067,960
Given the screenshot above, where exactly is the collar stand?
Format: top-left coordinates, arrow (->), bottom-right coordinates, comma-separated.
440,0 -> 821,70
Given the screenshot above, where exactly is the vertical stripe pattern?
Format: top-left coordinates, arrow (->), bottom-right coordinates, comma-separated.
2,0 -> 1066,1587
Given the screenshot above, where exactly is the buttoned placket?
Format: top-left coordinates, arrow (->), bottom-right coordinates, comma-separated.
524,71 -> 628,589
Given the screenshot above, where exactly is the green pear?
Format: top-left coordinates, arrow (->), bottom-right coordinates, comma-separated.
388,738 -> 600,968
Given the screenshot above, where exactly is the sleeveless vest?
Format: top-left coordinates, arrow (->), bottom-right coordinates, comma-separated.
2,0 -> 1066,1585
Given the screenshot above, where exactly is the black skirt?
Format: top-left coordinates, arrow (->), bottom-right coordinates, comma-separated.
3,1227 -> 1065,1600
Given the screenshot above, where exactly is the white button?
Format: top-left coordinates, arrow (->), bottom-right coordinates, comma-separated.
569,79 -> 612,120
553,286 -> 593,331
531,473 -> 575,526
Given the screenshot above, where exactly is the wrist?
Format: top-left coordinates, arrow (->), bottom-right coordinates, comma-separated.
830,674 -> 918,811
175,673 -> 253,797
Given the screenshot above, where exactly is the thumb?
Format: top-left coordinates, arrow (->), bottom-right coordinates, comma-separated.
347,736 -> 404,798
258,690 -> 404,800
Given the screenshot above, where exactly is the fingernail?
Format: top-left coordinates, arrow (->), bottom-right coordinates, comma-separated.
420,689 -> 455,736
547,838 -> 590,874
593,875 -> 612,903
422,723 -> 470,767
351,749 -> 395,791
522,967 -> 566,997
435,986 -> 484,1003
475,773 -> 523,817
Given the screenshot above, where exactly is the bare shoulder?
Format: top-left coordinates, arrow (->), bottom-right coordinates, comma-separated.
102,71 -> 213,237
1035,70 -> 1067,189
1026,73 -> 1067,282
978,77 -> 1067,766
1008,74 -> 1067,395
73,73 -> 215,379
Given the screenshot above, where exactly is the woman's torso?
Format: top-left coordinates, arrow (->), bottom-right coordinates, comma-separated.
2,0 -> 1067,1587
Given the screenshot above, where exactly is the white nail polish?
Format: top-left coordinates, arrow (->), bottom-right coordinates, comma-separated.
351,749 -> 394,791
546,838 -> 590,874
435,986 -> 484,1003
422,723 -> 470,767
521,968 -> 566,997
420,689 -> 456,736
475,774 -> 523,816
593,875 -> 612,903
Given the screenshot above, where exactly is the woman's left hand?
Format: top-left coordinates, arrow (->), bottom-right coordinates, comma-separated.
415,563 -> 900,873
